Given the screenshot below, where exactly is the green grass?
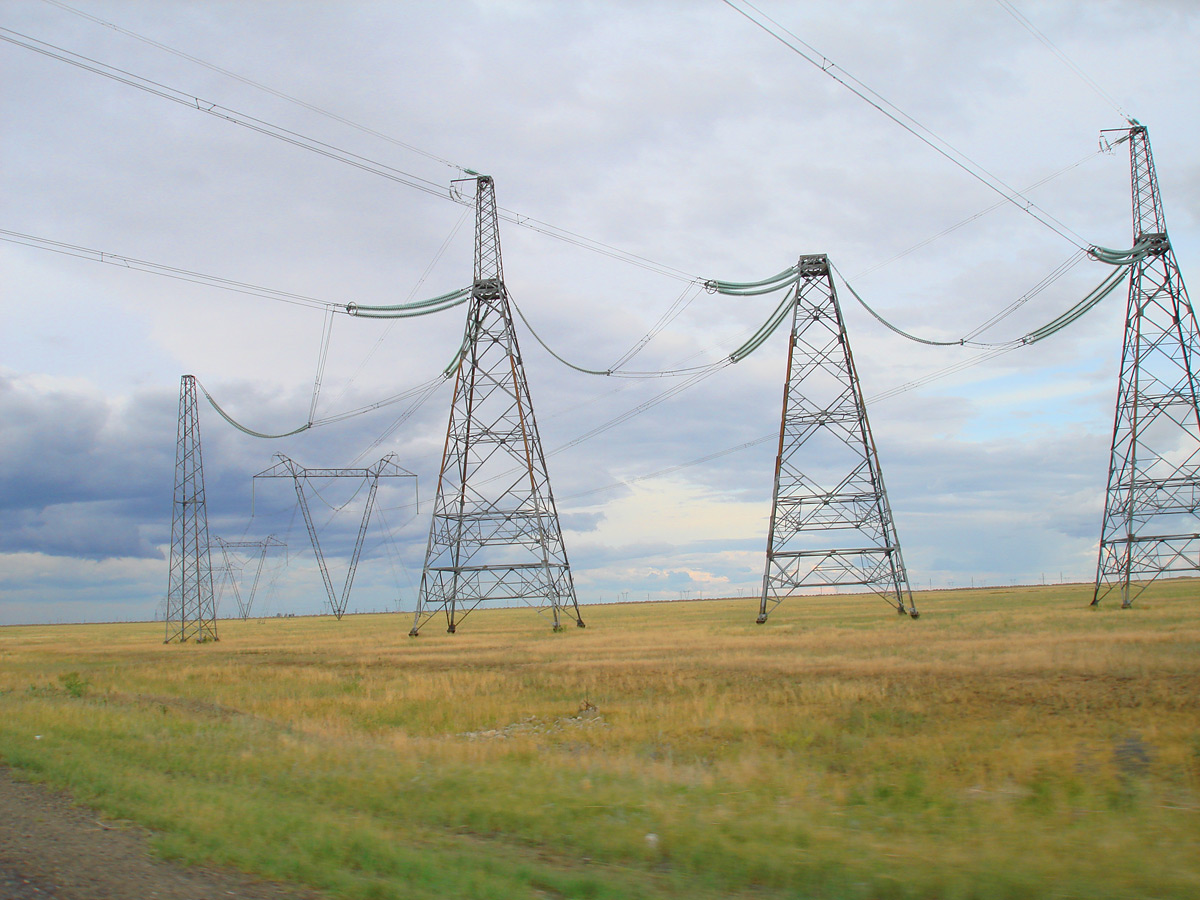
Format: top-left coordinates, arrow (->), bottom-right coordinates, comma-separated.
1,582 -> 1198,899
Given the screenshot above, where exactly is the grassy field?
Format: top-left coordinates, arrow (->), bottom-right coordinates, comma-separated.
1,582 -> 1198,899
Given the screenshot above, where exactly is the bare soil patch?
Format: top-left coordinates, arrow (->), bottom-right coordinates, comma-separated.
0,767 -> 323,900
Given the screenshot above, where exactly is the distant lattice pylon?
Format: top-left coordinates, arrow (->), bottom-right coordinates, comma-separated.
1093,124 -> 1200,607
253,454 -> 415,620
213,535 -> 286,619
412,175 -> 584,634
165,374 -> 218,643
758,255 -> 917,623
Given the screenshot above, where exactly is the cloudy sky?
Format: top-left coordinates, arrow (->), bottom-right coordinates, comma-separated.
2,0 -> 1197,626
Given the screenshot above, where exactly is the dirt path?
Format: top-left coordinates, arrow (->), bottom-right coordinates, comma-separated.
0,767 -> 324,900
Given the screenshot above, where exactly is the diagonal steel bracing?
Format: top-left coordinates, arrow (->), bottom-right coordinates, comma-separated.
1093,124 -> 1200,606
213,535 -> 286,619
758,255 -> 917,623
412,176 -> 583,634
165,374 -> 219,643
254,454 -> 415,619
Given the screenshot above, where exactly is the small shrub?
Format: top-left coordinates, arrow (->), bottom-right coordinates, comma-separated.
57,671 -> 89,698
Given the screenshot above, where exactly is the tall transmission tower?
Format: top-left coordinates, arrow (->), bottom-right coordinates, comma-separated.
412,175 -> 584,635
758,255 -> 917,623
1093,123 -> 1200,607
165,374 -> 218,643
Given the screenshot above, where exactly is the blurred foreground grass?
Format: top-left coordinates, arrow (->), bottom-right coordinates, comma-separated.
1,582 -> 1198,899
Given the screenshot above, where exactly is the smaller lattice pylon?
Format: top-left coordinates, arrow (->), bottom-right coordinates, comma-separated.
757,255 -> 917,623
165,374 -> 219,643
253,454 -> 415,619
214,535 -> 287,619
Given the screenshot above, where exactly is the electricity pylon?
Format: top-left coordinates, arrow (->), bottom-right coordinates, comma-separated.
214,535 -> 286,619
758,255 -> 916,623
165,374 -> 218,642
412,175 -> 583,634
254,455 -> 414,619
1093,123 -> 1200,607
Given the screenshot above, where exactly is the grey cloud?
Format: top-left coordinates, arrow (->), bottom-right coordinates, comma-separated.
1,1 -> 1196,620
0,502 -> 162,561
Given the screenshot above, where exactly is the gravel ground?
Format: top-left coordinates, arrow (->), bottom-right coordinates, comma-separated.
0,767 -> 324,900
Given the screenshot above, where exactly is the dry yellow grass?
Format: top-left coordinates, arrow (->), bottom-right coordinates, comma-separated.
1,581 -> 1198,899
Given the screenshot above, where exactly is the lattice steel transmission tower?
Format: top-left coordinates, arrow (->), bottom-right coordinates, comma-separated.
412,175 -> 583,634
214,535 -> 286,619
254,455 -> 414,619
165,374 -> 218,642
758,255 -> 916,623
1093,124 -> 1200,607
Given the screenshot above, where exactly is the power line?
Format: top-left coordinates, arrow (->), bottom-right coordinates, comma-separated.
867,345 -> 1021,404
959,252 -> 1087,342
559,342 -> 1028,504
7,13 -> 1144,495
0,227 -> 475,322
833,254 -> 1086,348
508,274 -> 805,378
848,147 -> 1109,281
721,0 -> 1091,250
507,290 -> 726,379
555,250 -> 1141,501
607,282 -> 705,371
323,208 -> 472,413
38,0 -> 470,174
1,223 -> 748,452
546,363 -> 730,459
0,28 -> 453,199
9,14 -> 1126,352
308,308 -> 335,423
3,222 -> 464,448
561,433 -> 777,502
0,228 -> 342,312
490,207 -> 697,282
835,242 -> 1143,351
44,0 -> 718,291
198,373 -> 450,440
995,0 -> 1132,122
504,242 -> 1132,480
1,26 -> 699,284
31,1 -> 1138,289
351,377 -> 448,465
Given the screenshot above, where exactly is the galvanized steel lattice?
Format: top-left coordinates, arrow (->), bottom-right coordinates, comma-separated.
412,176 -> 583,634
165,374 -> 219,643
1093,125 -> 1200,607
758,256 -> 916,622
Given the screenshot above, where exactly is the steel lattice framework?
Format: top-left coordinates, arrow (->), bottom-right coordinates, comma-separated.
412,175 -> 583,634
254,454 -> 415,619
165,374 -> 219,643
1093,124 -> 1200,607
214,535 -> 286,619
758,255 -> 916,623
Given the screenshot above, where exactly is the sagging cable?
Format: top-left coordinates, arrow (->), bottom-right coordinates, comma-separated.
1088,236 -> 1158,266
199,383 -> 311,439
346,286 -> 471,318
729,287 -> 799,362
834,267 -> 966,347
1021,266 -> 1131,345
705,266 -> 800,292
